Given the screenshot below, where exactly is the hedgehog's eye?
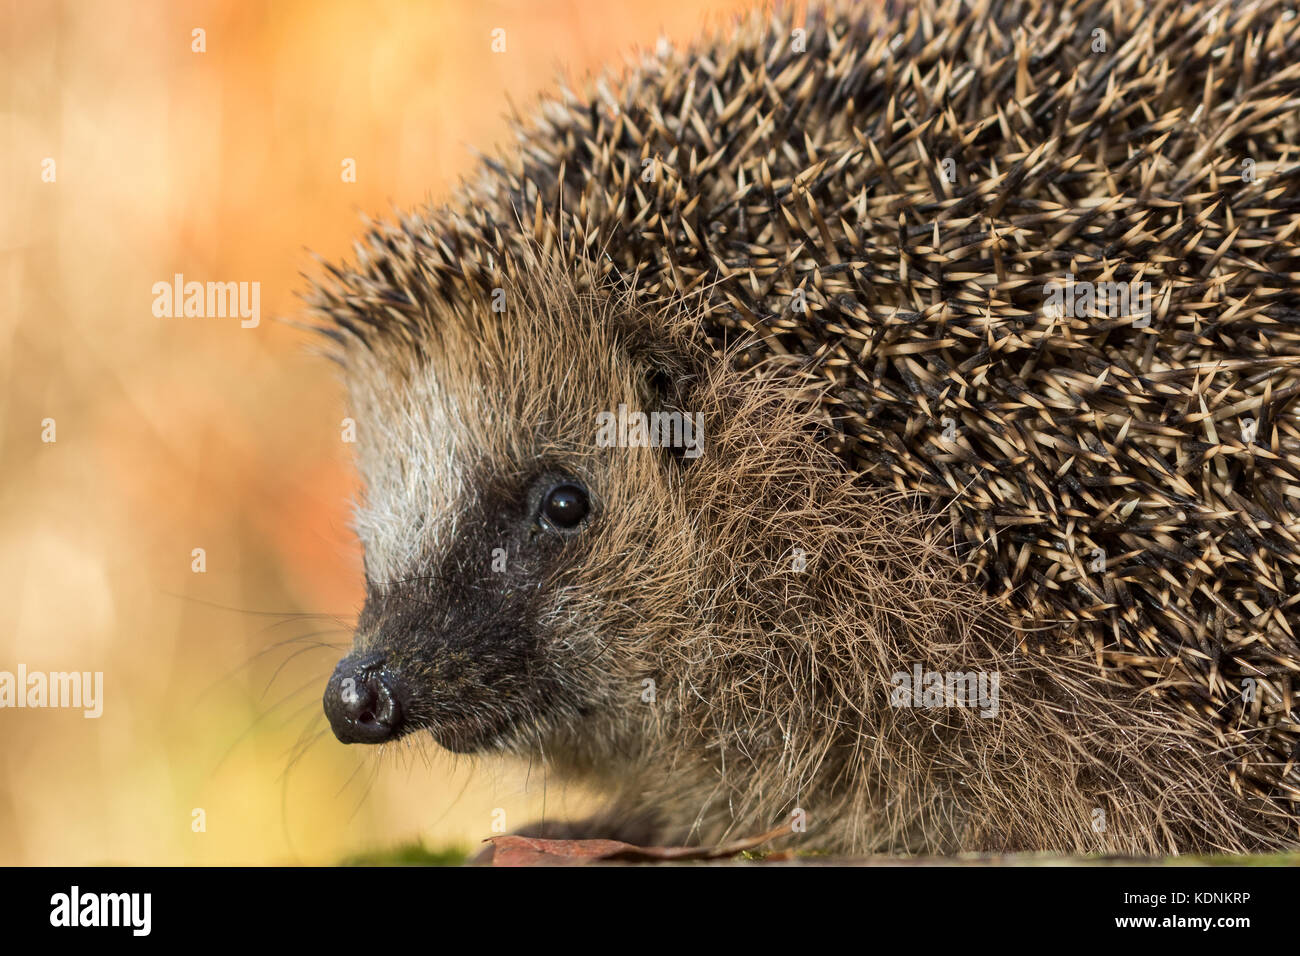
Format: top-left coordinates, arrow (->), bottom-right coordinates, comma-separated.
540,482 -> 589,529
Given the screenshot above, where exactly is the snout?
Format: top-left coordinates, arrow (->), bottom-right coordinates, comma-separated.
323,653 -> 409,744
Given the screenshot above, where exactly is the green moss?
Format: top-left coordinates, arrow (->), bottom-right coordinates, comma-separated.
340,842 -> 469,866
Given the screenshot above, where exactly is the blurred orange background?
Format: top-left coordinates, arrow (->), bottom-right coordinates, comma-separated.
1,0 -> 755,865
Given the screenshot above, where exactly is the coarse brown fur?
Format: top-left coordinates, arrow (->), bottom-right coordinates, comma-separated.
309,0 -> 1300,854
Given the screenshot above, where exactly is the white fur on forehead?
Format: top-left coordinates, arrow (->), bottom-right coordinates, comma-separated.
338,273 -> 665,588
347,351 -> 480,588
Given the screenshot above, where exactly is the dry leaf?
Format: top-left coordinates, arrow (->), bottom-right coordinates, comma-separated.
482,823 -> 792,866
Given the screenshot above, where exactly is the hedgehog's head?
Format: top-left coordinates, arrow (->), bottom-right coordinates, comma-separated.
313,240 -> 1006,846
318,258 -> 706,767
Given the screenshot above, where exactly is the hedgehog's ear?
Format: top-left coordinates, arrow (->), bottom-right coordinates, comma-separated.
614,308 -> 702,399
611,287 -> 708,398
614,310 -> 710,466
637,340 -> 701,410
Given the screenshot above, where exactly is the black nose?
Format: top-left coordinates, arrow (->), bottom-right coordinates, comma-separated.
323,654 -> 407,744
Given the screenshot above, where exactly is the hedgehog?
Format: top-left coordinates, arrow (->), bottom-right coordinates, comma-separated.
308,0 -> 1300,855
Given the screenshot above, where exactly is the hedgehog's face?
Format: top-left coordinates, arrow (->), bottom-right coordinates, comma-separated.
322,284 -> 688,761
324,465 -> 604,756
